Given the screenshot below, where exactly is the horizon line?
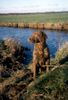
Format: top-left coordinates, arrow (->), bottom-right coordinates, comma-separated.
0,10 -> 68,14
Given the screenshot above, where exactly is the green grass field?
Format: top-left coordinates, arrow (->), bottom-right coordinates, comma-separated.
0,12 -> 68,23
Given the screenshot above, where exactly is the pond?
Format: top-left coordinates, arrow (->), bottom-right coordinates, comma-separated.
0,27 -> 68,64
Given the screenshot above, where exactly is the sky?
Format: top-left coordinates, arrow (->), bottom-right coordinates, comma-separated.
0,0 -> 68,13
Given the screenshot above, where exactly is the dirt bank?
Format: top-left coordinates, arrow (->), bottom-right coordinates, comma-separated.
0,22 -> 68,31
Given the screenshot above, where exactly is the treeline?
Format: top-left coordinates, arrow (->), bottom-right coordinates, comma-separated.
0,11 -> 68,15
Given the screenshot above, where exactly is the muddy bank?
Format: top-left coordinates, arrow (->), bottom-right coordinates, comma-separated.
0,22 -> 68,31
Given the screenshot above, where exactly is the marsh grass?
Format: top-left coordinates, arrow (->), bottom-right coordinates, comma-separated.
25,42 -> 68,100
0,39 -> 68,100
26,65 -> 68,100
51,42 -> 68,65
0,12 -> 68,23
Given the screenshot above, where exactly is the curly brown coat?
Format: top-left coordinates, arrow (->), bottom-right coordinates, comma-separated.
28,31 -> 50,79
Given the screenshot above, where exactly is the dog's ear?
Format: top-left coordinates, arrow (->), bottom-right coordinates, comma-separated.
44,33 -> 47,39
40,31 -> 47,39
39,31 -> 47,43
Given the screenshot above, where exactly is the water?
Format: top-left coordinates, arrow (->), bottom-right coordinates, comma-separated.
0,27 -> 68,64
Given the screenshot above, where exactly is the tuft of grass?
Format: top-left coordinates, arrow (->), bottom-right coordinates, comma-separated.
51,42 -> 68,65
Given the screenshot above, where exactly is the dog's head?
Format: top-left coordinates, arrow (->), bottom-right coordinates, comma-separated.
28,31 -> 47,43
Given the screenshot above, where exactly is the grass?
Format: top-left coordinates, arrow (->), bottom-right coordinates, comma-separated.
0,39 -> 68,99
51,42 -> 68,65
0,12 -> 68,23
23,42 -> 68,100
25,65 -> 68,100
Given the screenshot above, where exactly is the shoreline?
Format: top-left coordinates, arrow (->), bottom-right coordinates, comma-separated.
0,22 -> 68,31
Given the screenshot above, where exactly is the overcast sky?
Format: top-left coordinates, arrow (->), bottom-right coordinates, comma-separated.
0,0 -> 68,13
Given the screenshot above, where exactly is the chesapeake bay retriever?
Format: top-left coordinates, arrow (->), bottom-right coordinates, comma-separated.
28,31 -> 50,79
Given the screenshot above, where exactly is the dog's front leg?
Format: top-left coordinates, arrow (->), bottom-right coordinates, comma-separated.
45,59 -> 50,72
33,62 -> 37,79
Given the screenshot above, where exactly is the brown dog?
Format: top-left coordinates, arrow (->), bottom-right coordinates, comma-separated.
28,31 -> 50,79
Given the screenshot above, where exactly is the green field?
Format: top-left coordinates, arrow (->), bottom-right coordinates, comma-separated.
0,12 -> 68,23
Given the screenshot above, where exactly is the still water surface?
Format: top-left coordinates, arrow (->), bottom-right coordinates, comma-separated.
0,27 -> 68,64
